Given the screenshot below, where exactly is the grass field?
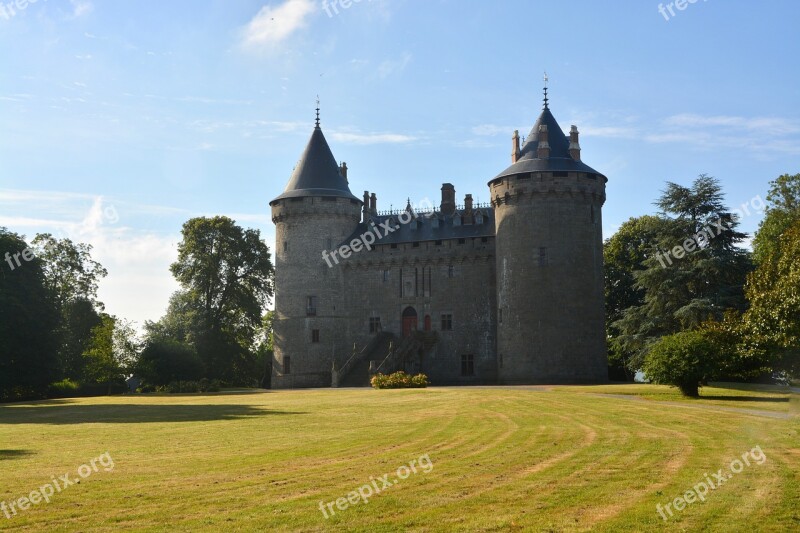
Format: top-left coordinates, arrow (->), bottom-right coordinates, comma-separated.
1,384 -> 798,532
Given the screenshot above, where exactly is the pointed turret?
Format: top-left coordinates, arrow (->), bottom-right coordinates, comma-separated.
271,109 -> 359,204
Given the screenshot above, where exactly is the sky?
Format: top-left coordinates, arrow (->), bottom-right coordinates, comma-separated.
1,0 -> 799,329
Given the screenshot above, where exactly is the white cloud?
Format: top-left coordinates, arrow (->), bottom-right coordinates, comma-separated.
240,0 -> 315,50
70,0 -> 93,18
331,131 -> 416,145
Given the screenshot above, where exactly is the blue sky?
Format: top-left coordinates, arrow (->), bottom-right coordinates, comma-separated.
1,0 -> 799,327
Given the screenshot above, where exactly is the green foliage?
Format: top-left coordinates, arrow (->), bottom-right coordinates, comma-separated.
743,218 -> 800,377
611,175 -> 753,372
31,233 -> 107,309
604,215 -> 667,380
642,330 -> 721,397
165,216 -> 275,383
370,372 -> 429,389
752,173 -> 800,265
0,229 -> 61,402
137,339 -> 205,386
47,378 -> 80,397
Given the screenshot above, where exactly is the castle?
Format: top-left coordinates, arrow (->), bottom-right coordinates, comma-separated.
270,91 -> 608,388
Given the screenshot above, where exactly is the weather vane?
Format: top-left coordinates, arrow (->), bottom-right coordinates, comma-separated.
315,95 -> 320,127
543,71 -> 549,109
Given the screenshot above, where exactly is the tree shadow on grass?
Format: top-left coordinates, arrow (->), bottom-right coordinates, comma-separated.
0,449 -> 35,460
0,404 -> 305,424
701,395 -> 790,403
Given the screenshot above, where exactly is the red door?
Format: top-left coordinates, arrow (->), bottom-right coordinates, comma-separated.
402,307 -> 418,337
424,315 -> 432,332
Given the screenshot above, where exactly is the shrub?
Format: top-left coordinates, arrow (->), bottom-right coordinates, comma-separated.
48,379 -> 80,398
642,330 -> 721,397
371,372 -> 429,389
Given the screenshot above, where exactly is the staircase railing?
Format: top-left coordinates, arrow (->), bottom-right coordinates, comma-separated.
334,332 -> 392,387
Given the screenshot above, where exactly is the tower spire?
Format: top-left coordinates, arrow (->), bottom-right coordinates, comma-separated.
543,72 -> 549,110
315,95 -> 321,128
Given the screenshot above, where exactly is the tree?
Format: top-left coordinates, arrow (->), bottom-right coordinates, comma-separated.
642,330 -> 720,397
0,229 -> 60,401
83,315 -> 140,393
137,339 -> 204,386
254,311 -> 274,388
752,174 -> 800,265
83,314 -> 120,392
613,176 -> 753,371
31,234 -> 108,381
743,218 -> 800,377
604,215 -> 666,380
59,298 -> 102,380
169,217 -> 274,383
31,234 -> 107,309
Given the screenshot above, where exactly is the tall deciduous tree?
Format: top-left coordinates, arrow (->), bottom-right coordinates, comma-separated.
604,215 -> 667,380
31,234 -> 108,381
169,217 -> 274,382
0,229 -> 60,401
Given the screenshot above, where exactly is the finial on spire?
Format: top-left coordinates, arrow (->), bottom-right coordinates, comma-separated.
315,95 -> 320,128
543,71 -> 549,110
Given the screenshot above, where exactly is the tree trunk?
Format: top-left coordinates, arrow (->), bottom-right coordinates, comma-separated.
679,382 -> 700,397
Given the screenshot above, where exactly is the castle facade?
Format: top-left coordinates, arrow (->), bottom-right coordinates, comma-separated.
270,96 -> 607,388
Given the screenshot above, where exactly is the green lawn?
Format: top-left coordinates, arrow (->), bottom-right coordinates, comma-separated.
0,384 -> 798,532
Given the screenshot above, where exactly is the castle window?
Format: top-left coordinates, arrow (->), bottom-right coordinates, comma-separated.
554,171 -> 568,178
369,317 -> 382,333
481,237 -> 488,243
283,241 -> 288,252
499,308 -> 503,324
441,313 -> 453,331
538,247 -> 548,267
306,296 -> 318,316
311,329 -> 320,343
391,244 -> 398,249
382,269 -> 389,282
476,212 -> 484,224
461,354 -> 474,376
284,356 -> 291,374
322,196 -> 336,202
432,218 -> 440,228
448,265 -> 454,278
458,238 -> 465,245
435,240 -> 443,246
413,242 -> 420,248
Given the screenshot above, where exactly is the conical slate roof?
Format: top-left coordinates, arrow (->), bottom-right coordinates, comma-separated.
271,125 -> 359,203
491,106 -> 606,181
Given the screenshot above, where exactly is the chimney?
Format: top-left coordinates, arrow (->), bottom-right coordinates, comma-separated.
370,193 -> 377,215
362,191 -> 370,221
464,194 -> 473,214
440,183 -> 456,215
569,125 -> 581,161
511,130 -> 521,163
537,124 -> 550,159
340,162 -> 348,181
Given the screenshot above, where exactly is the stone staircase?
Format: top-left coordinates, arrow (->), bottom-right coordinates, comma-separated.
372,331 -> 438,377
333,332 -> 395,387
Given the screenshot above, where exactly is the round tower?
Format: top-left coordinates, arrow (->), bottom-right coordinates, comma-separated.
489,87 -> 607,384
270,111 -> 361,388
